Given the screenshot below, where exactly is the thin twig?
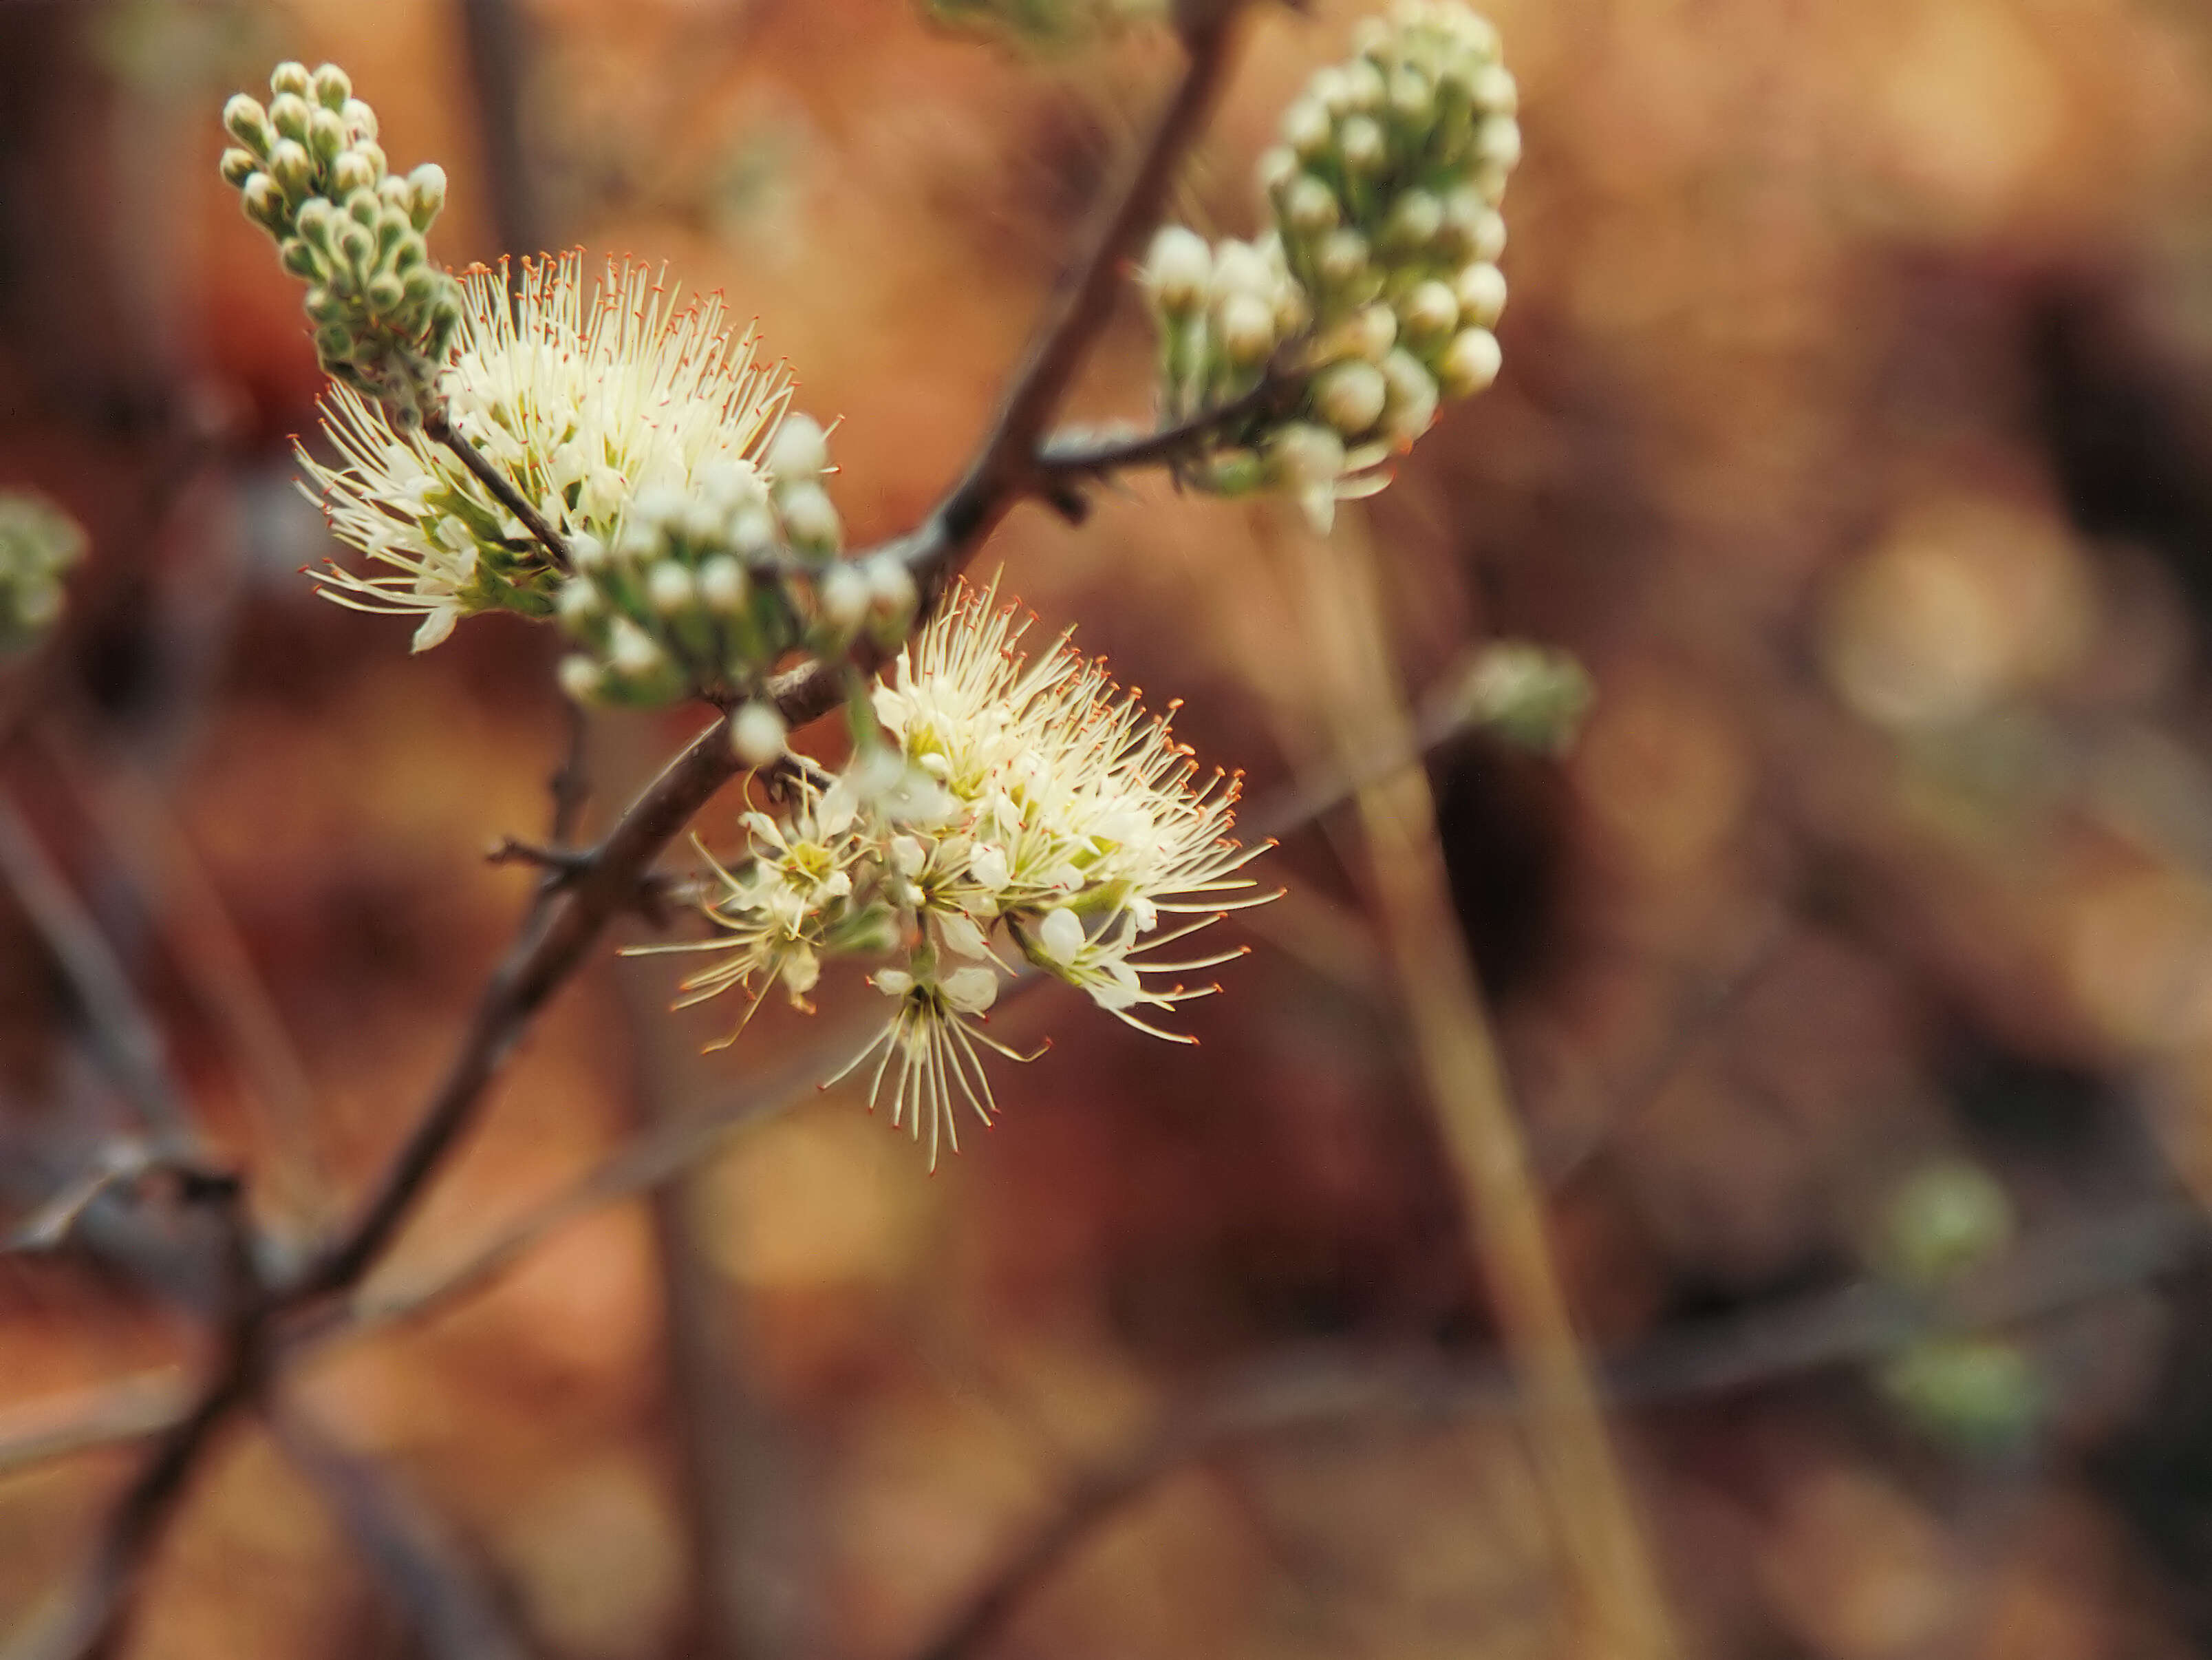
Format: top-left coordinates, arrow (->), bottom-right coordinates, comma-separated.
0,798 -> 191,1149
271,1408 -> 539,1660
908,1198 -> 2203,1660
1035,370 -> 1298,489
420,406 -> 572,573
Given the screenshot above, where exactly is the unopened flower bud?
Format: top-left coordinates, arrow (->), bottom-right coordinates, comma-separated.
1472,63 -> 1518,117
340,98 -> 378,142
365,272 -> 405,313
727,504 -> 778,556
1344,59 -> 1387,113
268,92 -> 312,143
1452,262 -> 1507,328
698,555 -> 747,613
1269,422 -> 1347,489
1210,239 -> 1275,307
1144,224 -> 1212,314
608,618 -> 665,679
777,481 -> 841,552
268,137 -> 314,199
308,105 -> 347,162
1389,67 -> 1433,124
1217,291 -> 1276,365
1380,350 -> 1439,442
332,150 -> 376,198
1315,359 -> 1388,436
819,563 -> 868,630
1399,279 -> 1459,341
558,654 -> 603,703
1382,189 -> 1444,253
405,163 -> 446,229
269,61 -> 312,99
1338,114 -> 1385,173
1437,327 -> 1502,396
648,560 -> 696,615
1280,96 -> 1332,159
866,556 -> 918,624
1474,114 -> 1522,172
223,94 -> 272,155
1309,65 -> 1352,116
311,62 -> 352,110
241,173 -> 286,228
729,701 -> 787,766
219,147 -> 259,187
1280,173 -> 1340,236
1256,146 -> 1300,199
1316,228 -> 1371,293
766,412 -> 829,484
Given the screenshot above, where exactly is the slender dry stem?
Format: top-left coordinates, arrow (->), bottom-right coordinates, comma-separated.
1287,516 -> 1677,1660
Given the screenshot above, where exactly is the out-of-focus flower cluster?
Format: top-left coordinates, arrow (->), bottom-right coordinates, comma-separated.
660,577 -> 1271,1164
1141,0 -> 1516,529
0,491 -> 85,655
220,63 -> 461,423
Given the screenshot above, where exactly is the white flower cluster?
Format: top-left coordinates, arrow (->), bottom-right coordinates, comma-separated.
661,577 -> 1272,1166
0,491 -> 85,655
1142,0 -> 1518,530
304,255 -> 818,656
554,417 -> 920,715
220,63 -> 461,421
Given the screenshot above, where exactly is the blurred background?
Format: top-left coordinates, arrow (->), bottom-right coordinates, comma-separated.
6,0 -> 2212,1655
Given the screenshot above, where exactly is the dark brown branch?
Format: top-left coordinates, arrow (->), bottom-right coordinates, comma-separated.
1035,371 -> 1300,487
420,405 -> 572,573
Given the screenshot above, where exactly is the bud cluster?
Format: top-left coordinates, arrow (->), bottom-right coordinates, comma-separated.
553,416 -> 917,723
220,63 -> 462,424
1139,1 -> 1518,530
0,491 -> 85,655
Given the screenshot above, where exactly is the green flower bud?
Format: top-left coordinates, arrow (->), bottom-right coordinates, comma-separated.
313,319 -> 354,361
1143,224 -> 1212,315
340,98 -> 378,142
279,237 -> 319,279
766,412 -> 830,484
647,560 -> 697,616
312,63 -> 352,111
1316,228 -> 1371,294
364,273 -> 406,314
223,94 -> 272,156
1437,326 -> 1502,396
557,576 -> 602,628
1268,422 -> 1347,490
1878,1161 -> 2015,1286
1388,66 -> 1433,125
1379,349 -> 1439,442
332,150 -> 377,199
1281,173 -> 1340,237
1471,63 -> 1517,116
1217,291 -> 1277,365
698,555 -> 748,614
729,701 -> 788,766
219,147 -> 259,187
1452,261 -> 1507,328
865,556 -> 919,631
1344,59 -> 1387,114
1878,1339 -> 2039,1454
352,141 -> 389,181
1474,113 -> 1521,171
268,92 -> 312,144
558,654 -> 605,704
777,481 -> 841,554
1452,641 -> 1593,754
819,563 -> 869,632
269,61 -> 312,99
268,137 -> 314,200
1338,114 -> 1386,173
1382,189 -> 1444,253
308,105 -> 347,164
1281,96 -> 1332,160
240,173 -> 286,230
406,163 -> 446,230
345,188 -> 380,226
1399,279 -> 1459,341
1315,359 -> 1388,436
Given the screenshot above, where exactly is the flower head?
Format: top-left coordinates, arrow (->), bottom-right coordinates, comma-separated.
667,575 -> 1274,1163
303,253 -> 799,650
